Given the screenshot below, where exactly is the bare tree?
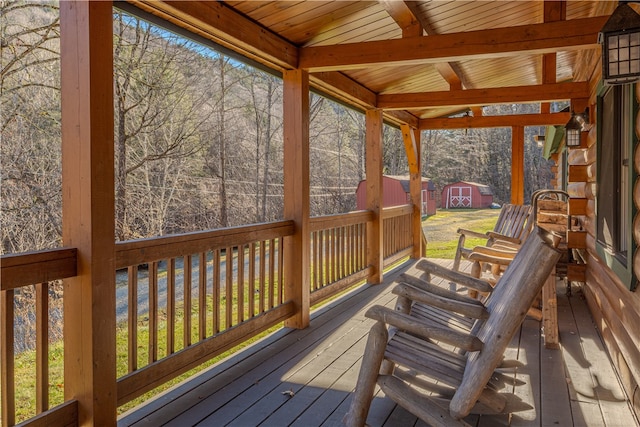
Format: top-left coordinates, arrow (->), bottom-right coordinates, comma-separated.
1,0 -> 61,254
113,11 -> 213,239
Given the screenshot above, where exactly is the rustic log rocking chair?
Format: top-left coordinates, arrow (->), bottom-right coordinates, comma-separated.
452,203 -> 533,272
344,226 -> 562,427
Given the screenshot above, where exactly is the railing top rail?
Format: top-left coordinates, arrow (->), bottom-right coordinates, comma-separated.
382,204 -> 413,218
1,247 -> 78,291
116,220 -> 295,269
309,210 -> 374,232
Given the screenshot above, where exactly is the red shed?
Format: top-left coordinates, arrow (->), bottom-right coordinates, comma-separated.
441,181 -> 493,209
356,175 -> 436,216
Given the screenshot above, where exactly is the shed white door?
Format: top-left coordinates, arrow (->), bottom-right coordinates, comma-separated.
448,186 -> 472,208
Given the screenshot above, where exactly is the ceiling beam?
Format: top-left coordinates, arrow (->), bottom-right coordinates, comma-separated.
299,16 -> 607,72
419,112 -> 571,130
379,0 -> 464,90
378,82 -> 589,110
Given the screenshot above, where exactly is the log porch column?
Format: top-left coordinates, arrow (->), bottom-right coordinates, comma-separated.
366,109 -> 384,284
511,125 -> 525,205
283,69 -> 310,328
401,125 -> 423,259
60,1 -> 116,425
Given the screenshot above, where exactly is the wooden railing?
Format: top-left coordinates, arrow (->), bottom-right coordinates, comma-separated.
114,220 -> 295,405
382,205 -> 415,267
1,248 -> 79,427
1,206 -> 420,425
309,211 -> 373,305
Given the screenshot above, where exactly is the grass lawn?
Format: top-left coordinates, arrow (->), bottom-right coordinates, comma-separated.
423,208 -> 501,259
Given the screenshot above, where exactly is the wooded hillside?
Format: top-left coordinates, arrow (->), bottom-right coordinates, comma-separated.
1,1 -> 554,255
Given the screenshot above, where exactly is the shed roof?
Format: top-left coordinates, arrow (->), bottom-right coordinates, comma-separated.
384,175 -> 436,193
444,181 -> 494,196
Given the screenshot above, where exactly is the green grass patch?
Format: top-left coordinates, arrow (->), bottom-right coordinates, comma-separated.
423,208 -> 501,259
425,236 -> 490,259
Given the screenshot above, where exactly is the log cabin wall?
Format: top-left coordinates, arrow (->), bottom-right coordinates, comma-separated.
567,58 -> 640,417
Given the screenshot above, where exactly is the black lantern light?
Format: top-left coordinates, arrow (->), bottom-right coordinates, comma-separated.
599,2 -> 640,85
564,111 -> 584,147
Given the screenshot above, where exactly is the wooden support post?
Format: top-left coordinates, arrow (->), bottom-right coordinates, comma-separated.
541,0 -> 564,114
401,125 -> 423,259
366,109 -> 384,284
60,1 -> 116,425
283,69 -> 310,329
511,125 -> 525,205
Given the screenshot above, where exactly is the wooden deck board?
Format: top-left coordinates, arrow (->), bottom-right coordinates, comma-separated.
119,259 -> 638,427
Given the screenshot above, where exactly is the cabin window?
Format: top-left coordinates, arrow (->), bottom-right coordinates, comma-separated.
596,84 -> 638,290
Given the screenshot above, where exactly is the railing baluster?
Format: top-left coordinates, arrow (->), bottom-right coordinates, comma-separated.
317,230 -> 323,288
324,229 -> 330,287
36,282 -> 49,413
149,261 -> 158,364
225,247 -> 233,329
268,239 -> 275,309
259,241 -> 266,314
213,250 -> 221,334
199,253 -> 206,341
249,243 -> 256,318
340,226 -> 346,279
237,244 -> 245,323
1,288 -> 15,427
184,255 -> 192,347
278,237 -> 284,305
167,258 -> 175,355
128,265 -> 138,372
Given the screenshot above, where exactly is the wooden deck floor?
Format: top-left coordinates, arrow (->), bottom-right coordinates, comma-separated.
119,259 -> 638,427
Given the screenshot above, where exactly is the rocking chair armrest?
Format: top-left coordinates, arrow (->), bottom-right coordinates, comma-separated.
392,283 -> 489,319
456,228 -> 490,240
365,305 -> 484,352
415,259 -> 493,294
468,250 -> 514,266
471,246 -> 517,258
486,232 -> 521,244
491,241 -> 521,251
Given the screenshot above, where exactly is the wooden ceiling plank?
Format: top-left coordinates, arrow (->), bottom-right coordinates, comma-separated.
379,81 -> 589,110
419,112 -> 571,130
299,16 -> 608,72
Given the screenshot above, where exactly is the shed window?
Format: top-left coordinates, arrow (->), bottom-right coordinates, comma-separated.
596,84 -> 637,290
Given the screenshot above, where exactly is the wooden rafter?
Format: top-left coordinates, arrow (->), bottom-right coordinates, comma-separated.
299,16 -> 607,72
379,0 -> 464,90
379,82 -> 589,110
419,112 -> 571,130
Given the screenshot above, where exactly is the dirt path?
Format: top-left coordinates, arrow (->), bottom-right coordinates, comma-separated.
422,209 -> 501,243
